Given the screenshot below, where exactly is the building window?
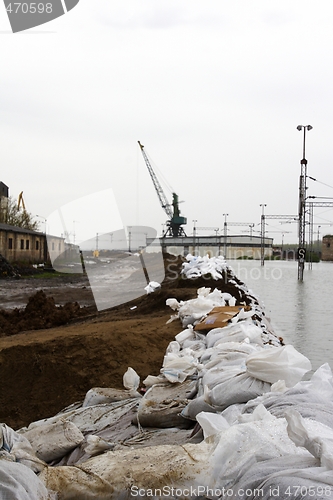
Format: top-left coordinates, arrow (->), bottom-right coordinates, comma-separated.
58,243 -> 61,251
52,242 -> 55,251
20,239 -> 24,250
26,240 -> 30,250
8,238 -> 13,250
327,242 -> 331,248
36,240 -> 39,250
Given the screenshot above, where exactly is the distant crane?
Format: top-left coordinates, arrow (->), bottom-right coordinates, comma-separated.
17,191 -> 26,211
138,141 -> 187,237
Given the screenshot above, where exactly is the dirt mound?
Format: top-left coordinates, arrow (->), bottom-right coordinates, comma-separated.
0,254 -> 20,278
0,290 -> 94,337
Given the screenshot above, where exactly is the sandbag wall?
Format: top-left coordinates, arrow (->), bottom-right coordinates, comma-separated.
1,255 -> 333,499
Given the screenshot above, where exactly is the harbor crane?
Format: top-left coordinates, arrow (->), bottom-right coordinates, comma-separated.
138,141 -> 187,237
17,191 -> 26,211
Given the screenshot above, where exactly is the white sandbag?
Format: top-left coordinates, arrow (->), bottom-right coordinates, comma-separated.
208,417 -> 310,491
286,409 -> 333,469
246,344 -> 312,387
181,254 -> 227,280
21,420 -> 84,462
225,455 -> 333,500
166,286 -> 231,326
205,369 -> 271,410
165,340 -> 180,354
205,321 -> 263,348
123,366 -> 140,391
182,339 -> 206,356
143,374 -> 168,387
196,411 -> 230,439
298,362 -> 333,399
161,351 -> 202,383
243,384 -> 333,430
1,424 -> 46,473
181,396 -> 217,421
144,281 -> 161,294
238,403 -> 276,423
0,460 -> 53,500
175,327 -> 195,345
202,362 -> 247,390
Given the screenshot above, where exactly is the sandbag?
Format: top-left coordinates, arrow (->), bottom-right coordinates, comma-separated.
123,366 -> 140,391
208,417 -> 310,491
286,409 -> 333,469
181,396 -> 217,421
205,370 -> 271,411
242,365 -> 333,429
1,424 -> 46,473
0,460 -> 52,500
82,387 -> 141,407
20,419 -> 84,462
40,441 -> 211,499
224,455 -> 333,500
196,411 -> 230,439
161,351 -> 202,383
23,399 -> 139,435
135,380 -> 195,428
246,344 -> 312,387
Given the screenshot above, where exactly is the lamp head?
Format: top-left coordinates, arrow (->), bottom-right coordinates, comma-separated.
307,125 -> 313,131
297,125 -> 303,131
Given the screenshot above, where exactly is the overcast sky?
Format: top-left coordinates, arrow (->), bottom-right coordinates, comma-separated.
1,1 -> 333,245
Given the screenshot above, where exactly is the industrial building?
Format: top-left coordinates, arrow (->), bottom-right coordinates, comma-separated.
0,181 -> 67,265
0,223 -> 66,265
147,234 -> 273,259
321,235 -> 333,262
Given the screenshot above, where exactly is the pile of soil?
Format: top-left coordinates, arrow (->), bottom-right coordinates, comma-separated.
0,253 -> 255,429
0,290 -> 95,336
0,254 -> 20,278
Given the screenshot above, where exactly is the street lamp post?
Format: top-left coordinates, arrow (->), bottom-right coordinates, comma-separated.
297,124 -> 313,280
223,213 -> 228,259
260,204 -> 267,266
192,220 -> 197,255
317,225 -> 321,256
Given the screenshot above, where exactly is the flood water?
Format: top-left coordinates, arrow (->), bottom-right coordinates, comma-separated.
230,259 -> 333,373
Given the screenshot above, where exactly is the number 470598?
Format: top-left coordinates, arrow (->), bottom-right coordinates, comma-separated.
6,3 -> 53,14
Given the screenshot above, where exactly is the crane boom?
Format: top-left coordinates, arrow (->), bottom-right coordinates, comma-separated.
17,191 -> 26,211
138,141 -> 187,237
138,141 -> 173,219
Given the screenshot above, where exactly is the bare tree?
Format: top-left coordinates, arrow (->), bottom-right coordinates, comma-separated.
2,196 -> 39,231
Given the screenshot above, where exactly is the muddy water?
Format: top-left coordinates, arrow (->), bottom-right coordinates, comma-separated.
231,259 -> 333,372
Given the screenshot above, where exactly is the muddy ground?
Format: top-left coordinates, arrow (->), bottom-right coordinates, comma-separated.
0,255 -> 251,430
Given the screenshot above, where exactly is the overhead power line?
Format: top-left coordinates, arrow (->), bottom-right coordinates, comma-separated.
308,176 -> 333,190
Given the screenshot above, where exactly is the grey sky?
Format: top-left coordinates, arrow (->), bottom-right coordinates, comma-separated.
1,1 -> 333,245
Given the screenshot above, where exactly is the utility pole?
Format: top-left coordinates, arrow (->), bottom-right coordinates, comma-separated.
260,204 -> 266,266
128,226 -> 132,253
297,125 -> 312,280
192,220 -> 197,255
